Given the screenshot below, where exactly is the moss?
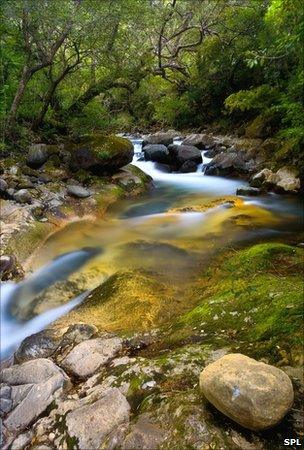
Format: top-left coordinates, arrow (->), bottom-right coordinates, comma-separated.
6,221 -> 54,263
89,134 -> 133,160
167,243 -> 304,364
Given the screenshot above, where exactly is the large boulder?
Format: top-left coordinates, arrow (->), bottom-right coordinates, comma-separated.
143,144 -> 172,164
60,337 -> 122,379
1,359 -> 70,433
65,387 -> 130,450
204,151 -> 249,176
26,144 -> 59,169
142,131 -> 177,147
69,135 -> 133,175
199,353 -> 294,431
168,144 -> 202,167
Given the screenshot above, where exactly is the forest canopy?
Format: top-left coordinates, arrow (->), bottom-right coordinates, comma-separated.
1,0 -> 303,161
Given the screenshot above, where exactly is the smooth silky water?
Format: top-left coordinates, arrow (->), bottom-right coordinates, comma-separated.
1,138 -> 302,357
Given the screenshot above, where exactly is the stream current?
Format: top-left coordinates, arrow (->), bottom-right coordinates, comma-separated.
1,137 -> 302,358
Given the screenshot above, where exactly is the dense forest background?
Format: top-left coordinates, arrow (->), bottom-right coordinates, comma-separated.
1,0 -> 303,164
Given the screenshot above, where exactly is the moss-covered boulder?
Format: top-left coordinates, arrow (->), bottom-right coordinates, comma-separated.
69,134 -> 133,175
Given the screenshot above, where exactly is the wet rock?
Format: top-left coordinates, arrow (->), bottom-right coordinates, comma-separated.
236,186 -> 262,196
67,184 -> 91,198
13,189 -> 32,204
204,151 -> 249,176
2,359 -> 70,433
0,385 -> 11,399
15,323 -> 98,364
65,387 -> 130,449
143,144 -> 172,164
168,144 -> 202,166
250,168 -> 275,188
0,255 -> 23,281
69,134 -> 133,175
199,353 -> 294,431
142,131 -> 176,147
26,144 -> 58,169
179,160 -> 198,173
60,337 -> 122,379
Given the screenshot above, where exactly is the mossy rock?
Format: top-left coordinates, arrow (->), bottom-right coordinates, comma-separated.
56,269 -> 190,333
69,134 -> 133,175
166,243 -> 304,364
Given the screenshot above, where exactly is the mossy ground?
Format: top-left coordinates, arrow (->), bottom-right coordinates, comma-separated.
165,243 -> 303,364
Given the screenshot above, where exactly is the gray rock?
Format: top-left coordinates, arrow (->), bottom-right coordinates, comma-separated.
182,133 -> 217,149
199,353 -> 294,431
169,144 -> 202,166
236,186 -> 261,196
67,185 -> 91,198
60,337 -> 122,379
15,323 -> 98,364
204,151 -> 249,176
122,413 -> 167,449
143,144 -> 171,164
142,131 -> 176,147
66,388 -> 130,449
250,167 -> 300,193
0,397 -> 12,415
13,189 -> 32,204
179,160 -> 198,173
0,385 -> 11,399
1,358 -> 65,385
0,178 -> 8,192
10,431 -> 33,450
3,359 -> 70,433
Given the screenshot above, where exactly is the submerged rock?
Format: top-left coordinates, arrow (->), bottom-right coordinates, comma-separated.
199,353 -> 294,431
60,337 -> 122,379
69,134 -> 133,175
236,186 -> 262,196
65,387 -> 130,450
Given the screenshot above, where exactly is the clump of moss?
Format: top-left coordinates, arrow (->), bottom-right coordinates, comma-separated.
89,134 -> 133,160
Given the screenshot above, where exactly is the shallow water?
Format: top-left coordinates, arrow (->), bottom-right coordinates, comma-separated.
1,137 -> 302,357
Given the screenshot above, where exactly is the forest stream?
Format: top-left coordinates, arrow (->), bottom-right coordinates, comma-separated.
1,137 -> 302,358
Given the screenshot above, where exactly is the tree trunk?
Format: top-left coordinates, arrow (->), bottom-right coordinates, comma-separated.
5,65 -> 32,132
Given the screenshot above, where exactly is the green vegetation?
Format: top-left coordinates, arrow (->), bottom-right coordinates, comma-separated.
1,0 -> 303,164
167,243 -> 304,364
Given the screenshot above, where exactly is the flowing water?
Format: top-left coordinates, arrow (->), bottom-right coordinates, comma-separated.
1,137 -> 302,358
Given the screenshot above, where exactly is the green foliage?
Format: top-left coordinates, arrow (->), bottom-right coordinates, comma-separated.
224,85 -> 278,113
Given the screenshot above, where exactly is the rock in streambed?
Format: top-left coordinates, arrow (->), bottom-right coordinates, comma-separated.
199,353 -> 294,431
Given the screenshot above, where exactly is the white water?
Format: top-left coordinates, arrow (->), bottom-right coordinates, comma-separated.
0,249 -> 99,359
131,138 -> 244,195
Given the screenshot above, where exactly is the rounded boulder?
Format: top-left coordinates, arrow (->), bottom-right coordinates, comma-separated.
199,353 -> 294,431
